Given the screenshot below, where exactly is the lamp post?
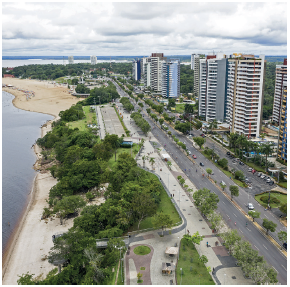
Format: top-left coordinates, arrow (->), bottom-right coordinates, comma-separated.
224,273 -> 226,285
180,268 -> 183,285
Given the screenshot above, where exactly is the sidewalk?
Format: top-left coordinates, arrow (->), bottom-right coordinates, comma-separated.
117,98 -> 253,285
96,105 -> 105,140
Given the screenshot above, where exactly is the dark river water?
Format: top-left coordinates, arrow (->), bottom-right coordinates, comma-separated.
2,91 -> 53,253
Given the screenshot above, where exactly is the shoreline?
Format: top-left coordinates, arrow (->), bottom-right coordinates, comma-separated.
2,79 -> 81,284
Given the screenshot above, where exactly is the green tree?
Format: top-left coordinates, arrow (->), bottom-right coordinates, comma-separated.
248,211 -> 260,222
192,188 -> 219,216
261,143 -> 274,172
262,219 -> 277,235
220,182 -> 226,191
17,272 -> 36,285
132,191 -> 157,229
84,247 -> 104,284
199,255 -> 208,265
208,119 -> 218,134
53,195 -> 86,224
207,211 -> 224,233
137,272 -> 143,283
206,168 -> 212,177
193,136 -> 205,149
104,134 -> 123,162
159,118 -> 164,126
278,231 -> 287,246
149,157 -> 155,170
220,230 -> 241,255
146,108 -> 151,114
86,192 -> 94,202
229,185 -> 239,201
167,98 -> 176,109
152,211 -> 174,236
279,203 -> 287,215
217,158 -> 228,169
234,170 -> 245,181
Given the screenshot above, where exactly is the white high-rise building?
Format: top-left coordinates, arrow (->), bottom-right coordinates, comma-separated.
226,54 -> 266,138
68,56 -> 74,64
162,59 -> 180,98
199,58 -> 207,118
193,54 -> 205,98
90,55 -> 97,65
272,59 -> 287,123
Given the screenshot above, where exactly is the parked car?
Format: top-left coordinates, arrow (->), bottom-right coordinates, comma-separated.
283,243 -> 287,250
227,151 -> 231,155
260,174 -> 265,179
266,178 -> 271,182
257,172 -> 261,177
251,169 -> 256,174
248,168 -> 253,172
192,155 -> 197,159
188,150 -> 192,155
221,180 -> 226,186
247,203 -> 254,210
239,161 -> 245,165
269,181 -> 274,186
264,176 -> 270,181
200,162 -> 204,166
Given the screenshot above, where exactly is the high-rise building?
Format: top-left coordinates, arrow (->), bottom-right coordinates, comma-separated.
68,56 -> 74,64
143,58 -> 151,88
277,81 -> 287,163
162,59 -> 180,98
272,59 -> 287,123
90,55 -> 97,65
198,54 -> 227,122
150,53 -> 167,92
132,59 -> 141,81
193,54 -> 205,98
226,54 -> 266,138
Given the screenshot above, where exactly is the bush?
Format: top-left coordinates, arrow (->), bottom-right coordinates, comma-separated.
260,195 -> 280,205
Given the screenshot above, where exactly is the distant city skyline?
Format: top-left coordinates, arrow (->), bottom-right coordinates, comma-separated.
2,2 -> 287,56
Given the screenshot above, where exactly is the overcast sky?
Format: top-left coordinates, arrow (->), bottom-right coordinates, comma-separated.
2,2 -> 287,56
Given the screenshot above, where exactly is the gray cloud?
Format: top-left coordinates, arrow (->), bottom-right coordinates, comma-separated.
2,2 -> 287,56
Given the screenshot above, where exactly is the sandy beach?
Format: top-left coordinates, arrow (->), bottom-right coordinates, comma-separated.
2,78 -> 83,284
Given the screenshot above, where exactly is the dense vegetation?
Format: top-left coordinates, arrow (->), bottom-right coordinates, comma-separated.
180,64 -> 194,94
21,99 -> 175,284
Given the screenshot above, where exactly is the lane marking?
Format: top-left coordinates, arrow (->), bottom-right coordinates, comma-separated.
226,214 -> 230,218
254,245 -> 259,250
263,244 -> 268,250
246,227 -> 251,231
272,266 -> 279,274
239,228 -> 243,234
281,265 -> 286,271
222,201 -> 225,204
233,213 -> 237,217
264,214 -> 269,219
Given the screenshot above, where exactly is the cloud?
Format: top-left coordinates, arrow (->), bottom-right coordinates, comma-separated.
2,2 -> 287,56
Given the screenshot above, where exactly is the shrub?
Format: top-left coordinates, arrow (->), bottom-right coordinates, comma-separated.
260,195 -> 280,205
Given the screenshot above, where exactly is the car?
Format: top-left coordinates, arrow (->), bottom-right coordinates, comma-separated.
227,151 -> 231,155
251,169 -> 256,174
247,203 -> 254,210
283,243 -> 287,250
221,180 -> 226,186
188,151 -> 192,155
266,178 -> 272,183
200,162 -> 204,166
260,174 -> 265,179
239,161 -> 244,165
192,155 -> 197,159
264,176 -> 270,181
257,172 -> 261,177
269,181 -> 274,186
248,168 -> 253,172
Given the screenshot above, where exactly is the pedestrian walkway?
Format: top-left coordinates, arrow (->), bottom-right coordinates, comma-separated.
96,105 -> 105,140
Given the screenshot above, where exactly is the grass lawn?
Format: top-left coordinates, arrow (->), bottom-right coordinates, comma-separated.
133,245 -> 151,255
245,161 -> 265,173
68,106 -> 97,131
176,238 -> 214,285
102,261 -> 121,285
175,104 -> 185,113
107,145 -> 140,169
255,192 -> 287,209
128,173 -> 181,231
278,182 -> 287,189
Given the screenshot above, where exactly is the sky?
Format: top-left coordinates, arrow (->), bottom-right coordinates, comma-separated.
2,1 -> 288,56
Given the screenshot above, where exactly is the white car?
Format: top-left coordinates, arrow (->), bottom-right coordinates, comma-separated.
248,203 -> 254,210
188,150 -> 192,155
261,174 -> 265,179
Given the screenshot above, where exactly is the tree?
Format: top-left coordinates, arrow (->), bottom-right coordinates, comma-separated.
206,168 -> 212,177
217,158 -> 228,169
278,231 -> 287,246
17,272 -> 36,285
159,118 -> 164,126
86,192 -> 94,202
248,211 -> 260,222
141,155 -> 148,168
132,191 -> 157,230
199,255 -> 208,265
279,203 -> 287,215
167,161 -> 172,170
207,211 -> 224,233
208,119 -> 218,134
220,230 -> 241,255
184,103 -> 194,115
104,134 -> 123,162
137,272 -> 143,283
146,108 -> 151,114
53,195 -> 86,224
249,262 -> 278,285
234,170 -> 245,181
229,185 -> 239,201
192,188 -> 219,216
84,247 -> 104,284
149,157 -> 155,170
167,98 -> 176,109
261,142 -> 274,172
193,136 -> 205,149
220,182 -> 226,191
152,211 -> 174,236
262,219 -> 277,235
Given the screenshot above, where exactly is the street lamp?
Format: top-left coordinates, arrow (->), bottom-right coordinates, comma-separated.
180,268 -> 183,285
224,273 -> 226,285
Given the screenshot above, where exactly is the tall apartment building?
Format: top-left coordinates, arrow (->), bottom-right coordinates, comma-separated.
68,56 -> 74,64
277,81 -> 287,163
90,55 -> 97,65
198,54 -> 227,122
132,59 -> 141,81
193,54 -> 205,98
143,58 -> 151,87
272,59 -> 287,123
161,59 -> 180,98
226,54 -> 266,138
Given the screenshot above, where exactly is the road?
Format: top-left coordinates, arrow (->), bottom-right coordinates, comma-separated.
113,87 -> 287,284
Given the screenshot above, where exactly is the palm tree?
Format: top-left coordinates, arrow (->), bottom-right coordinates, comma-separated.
228,133 -> 239,154
208,119 -> 218,134
142,155 -> 148,168
149,157 -> 155,170
237,134 -> 248,158
261,143 -> 274,172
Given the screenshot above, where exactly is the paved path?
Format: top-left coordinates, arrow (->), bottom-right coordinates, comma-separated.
96,105 -> 105,140
116,97 -> 254,285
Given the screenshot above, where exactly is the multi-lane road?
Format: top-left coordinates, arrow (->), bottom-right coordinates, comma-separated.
113,85 -> 287,284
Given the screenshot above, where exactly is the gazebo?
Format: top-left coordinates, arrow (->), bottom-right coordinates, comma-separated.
162,262 -> 176,275
165,246 -> 179,257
